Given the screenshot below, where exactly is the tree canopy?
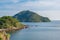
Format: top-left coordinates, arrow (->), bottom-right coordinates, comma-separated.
0,16 -> 24,29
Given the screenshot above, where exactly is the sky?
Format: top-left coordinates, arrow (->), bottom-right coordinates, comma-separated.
0,0 -> 60,20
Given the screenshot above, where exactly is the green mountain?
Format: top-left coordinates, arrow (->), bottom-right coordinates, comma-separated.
0,16 -> 24,29
13,10 -> 51,22
0,16 -> 24,40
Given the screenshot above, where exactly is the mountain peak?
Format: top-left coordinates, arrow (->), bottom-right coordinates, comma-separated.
13,10 -> 51,22
18,10 -> 35,14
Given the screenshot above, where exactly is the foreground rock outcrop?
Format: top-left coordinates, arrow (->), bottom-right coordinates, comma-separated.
0,31 -> 10,40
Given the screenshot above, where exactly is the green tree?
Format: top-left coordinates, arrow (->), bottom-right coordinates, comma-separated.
0,16 -> 24,29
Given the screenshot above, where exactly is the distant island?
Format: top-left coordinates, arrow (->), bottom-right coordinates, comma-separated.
13,10 -> 51,22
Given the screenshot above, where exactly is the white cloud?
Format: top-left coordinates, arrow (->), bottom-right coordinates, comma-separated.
35,10 -> 60,20
10,0 -> 19,3
0,0 -> 60,20
21,1 -> 54,7
19,0 -> 60,20
19,0 -> 60,10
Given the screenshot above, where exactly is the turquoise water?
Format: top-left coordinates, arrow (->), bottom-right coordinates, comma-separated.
10,22 -> 60,40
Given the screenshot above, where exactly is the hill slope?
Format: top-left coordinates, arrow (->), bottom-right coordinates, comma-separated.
13,10 -> 50,22
0,16 -> 24,29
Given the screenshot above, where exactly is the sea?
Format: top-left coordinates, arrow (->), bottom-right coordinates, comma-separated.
10,21 -> 60,40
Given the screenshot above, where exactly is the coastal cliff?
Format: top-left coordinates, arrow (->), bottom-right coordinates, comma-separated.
0,31 -> 10,40
0,16 -> 25,40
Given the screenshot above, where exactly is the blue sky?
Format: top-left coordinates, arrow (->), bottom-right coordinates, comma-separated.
0,0 -> 60,20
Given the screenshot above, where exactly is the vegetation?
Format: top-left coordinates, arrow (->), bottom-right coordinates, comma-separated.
0,16 -> 24,29
13,10 -> 51,22
0,38 -> 2,40
0,16 -> 24,40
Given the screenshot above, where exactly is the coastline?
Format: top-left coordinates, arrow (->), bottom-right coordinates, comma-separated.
0,25 -> 28,40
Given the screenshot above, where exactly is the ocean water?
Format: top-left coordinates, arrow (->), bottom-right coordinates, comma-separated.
10,21 -> 60,40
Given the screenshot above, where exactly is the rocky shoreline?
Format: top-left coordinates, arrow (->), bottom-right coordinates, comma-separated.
0,25 -> 28,40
